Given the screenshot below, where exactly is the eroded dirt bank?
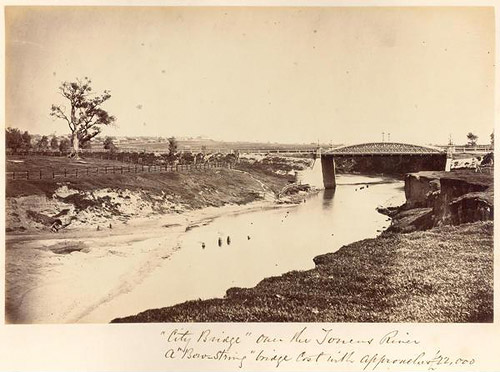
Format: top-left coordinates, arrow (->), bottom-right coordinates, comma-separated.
5,159 -> 315,237
383,170 -> 493,232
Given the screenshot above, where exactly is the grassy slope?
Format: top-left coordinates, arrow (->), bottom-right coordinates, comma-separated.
6,168 -> 288,209
6,155 -> 134,172
112,222 -> 493,323
6,156 -> 294,200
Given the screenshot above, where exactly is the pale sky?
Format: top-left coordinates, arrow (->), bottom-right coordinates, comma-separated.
5,6 -> 495,145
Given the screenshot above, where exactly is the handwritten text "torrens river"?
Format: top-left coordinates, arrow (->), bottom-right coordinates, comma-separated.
160,326 -> 476,370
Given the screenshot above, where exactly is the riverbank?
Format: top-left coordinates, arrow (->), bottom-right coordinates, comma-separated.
5,164 -> 306,235
5,198 -> 301,323
112,170 -> 494,323
5,156 -> 319,323
112,221 -> 493,323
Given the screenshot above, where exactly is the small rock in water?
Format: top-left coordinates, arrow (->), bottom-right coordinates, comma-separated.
202,242 -> 206,249
247,235 -> 251,240
218,238 -> 222,247
227,236 -> 231,245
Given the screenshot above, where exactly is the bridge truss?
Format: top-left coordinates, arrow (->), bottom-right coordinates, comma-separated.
326,142 -> 444,156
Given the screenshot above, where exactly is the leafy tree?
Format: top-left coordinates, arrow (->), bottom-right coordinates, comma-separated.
168,136 -> 178,156
482,152 -> 494,165
50,77 -> 116,158
180,152 -> 194,164
21,131 -> 31,149
466,132 -> 478,147
103,136 -> 117,152
50,136 -> 59,150
37,135 -> 49,150
81,140 -> 92,149
6,128 -> 23,152
59,138 -> 71,153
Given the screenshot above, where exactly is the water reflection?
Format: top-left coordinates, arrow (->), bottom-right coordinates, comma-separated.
322,188 -> 336,209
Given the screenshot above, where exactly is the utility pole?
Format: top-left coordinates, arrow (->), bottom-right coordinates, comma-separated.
387,133 -> 391,142
382,132 -> 385,142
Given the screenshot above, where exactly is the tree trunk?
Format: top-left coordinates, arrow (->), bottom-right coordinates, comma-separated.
70,132 -> 80,159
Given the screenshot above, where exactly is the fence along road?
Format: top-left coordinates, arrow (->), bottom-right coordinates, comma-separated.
6,162 -> 231,181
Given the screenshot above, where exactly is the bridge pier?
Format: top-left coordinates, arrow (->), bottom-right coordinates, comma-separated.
321,155 -> 336,189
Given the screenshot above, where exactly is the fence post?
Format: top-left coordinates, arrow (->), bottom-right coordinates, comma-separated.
52,171 -> 55,179
105,167 -> 107,174
76,169 -> 78,178
26,171 -> 29,180
87,167 -> 89,176
64,169 -> 67,178
13,172 -> 16,180
40,169 -> 42,179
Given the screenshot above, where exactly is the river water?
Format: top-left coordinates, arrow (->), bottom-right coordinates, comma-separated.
6,170 -> 405,324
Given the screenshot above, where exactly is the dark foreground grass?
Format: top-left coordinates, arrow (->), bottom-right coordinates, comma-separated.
112,221 -> 493,323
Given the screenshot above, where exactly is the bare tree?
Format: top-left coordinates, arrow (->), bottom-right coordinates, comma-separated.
50,77 -> 115,158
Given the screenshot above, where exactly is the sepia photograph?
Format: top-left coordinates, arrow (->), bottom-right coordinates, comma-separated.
3,2 -> 500,370
3,5 -> 495,327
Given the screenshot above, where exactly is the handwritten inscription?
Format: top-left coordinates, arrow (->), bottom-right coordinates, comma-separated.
160,327 -> 476,370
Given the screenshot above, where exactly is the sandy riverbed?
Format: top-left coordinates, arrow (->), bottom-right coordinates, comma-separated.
6,199 -> 292,324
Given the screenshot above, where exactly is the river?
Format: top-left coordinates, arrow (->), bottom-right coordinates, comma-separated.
5,172 -> 404,324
